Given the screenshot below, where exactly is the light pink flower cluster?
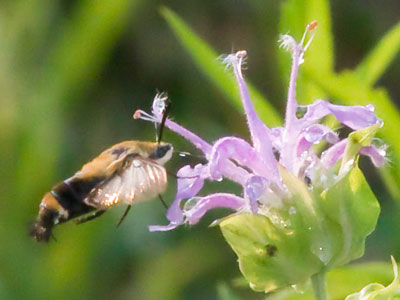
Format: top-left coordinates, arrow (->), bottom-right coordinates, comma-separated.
135,23 -> 385,231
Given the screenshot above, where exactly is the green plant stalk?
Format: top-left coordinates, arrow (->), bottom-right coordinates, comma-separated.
311,272 -> 329,300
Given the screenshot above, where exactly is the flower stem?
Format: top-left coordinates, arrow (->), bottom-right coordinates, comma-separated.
311,272 -> 329,300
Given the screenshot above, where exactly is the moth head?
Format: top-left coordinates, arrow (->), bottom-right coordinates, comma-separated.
149,142 -> 173,165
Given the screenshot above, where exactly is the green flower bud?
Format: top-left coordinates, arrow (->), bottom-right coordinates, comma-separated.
345,257 -> 399,300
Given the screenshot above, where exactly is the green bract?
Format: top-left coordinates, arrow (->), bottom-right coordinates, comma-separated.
220,165 -> 379,292
220,126 -> 381,292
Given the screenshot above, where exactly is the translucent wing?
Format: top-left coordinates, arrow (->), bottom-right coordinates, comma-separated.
84,158 -> 168,209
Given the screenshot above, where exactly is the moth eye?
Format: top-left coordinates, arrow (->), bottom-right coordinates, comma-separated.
150,144 -> 172,159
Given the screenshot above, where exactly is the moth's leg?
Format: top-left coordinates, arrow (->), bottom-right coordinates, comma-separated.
158,194 -> 168,209
75,210 -> 106,224
50,233 -> 57,242
116,205 -> 131,228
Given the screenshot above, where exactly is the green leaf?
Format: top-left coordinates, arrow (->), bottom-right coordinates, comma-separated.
356,22 -> 400,86
303,0 -> 334,75
279,0 -> 306,43
345,257 -> 399,300
220,164 -> 380,292
279,0 -> 334,75
216,282 -> 243,300
134,235 -> 231,300
160,6 -> 282,127
44,0 -> 140,101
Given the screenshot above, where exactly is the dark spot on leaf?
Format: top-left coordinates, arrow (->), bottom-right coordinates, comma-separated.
266,244 -> 277,257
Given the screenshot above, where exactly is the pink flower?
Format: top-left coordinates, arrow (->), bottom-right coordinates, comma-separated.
135,23 -> 385,232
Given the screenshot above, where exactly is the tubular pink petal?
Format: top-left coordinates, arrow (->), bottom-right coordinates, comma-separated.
230,51 -> 279,180
281,23 -> 318,130
164,119 -> 212,156
184,193 -> 245,225
278,35 -> 303,173
284,35 -> 301,131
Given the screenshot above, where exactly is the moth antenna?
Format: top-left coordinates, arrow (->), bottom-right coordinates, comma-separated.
116,205 -> 132,228
158,194 -> 168,209
157,101 -> 171,144
167,171 -> 178,179
175,151 -> 206,160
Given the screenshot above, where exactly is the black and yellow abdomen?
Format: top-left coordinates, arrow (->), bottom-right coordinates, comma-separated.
29,176 -> 104,242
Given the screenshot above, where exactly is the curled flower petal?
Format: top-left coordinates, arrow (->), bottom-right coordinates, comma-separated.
304,124 -> 339,144
321,139 -> 347,168
176,164 -> 207,199
297,124 -> 339,156
360,145 -> 387,168
302,100 -> 381,130
209,137 -> 278,184
150,164 -> 209,232
184,193 -> 245,225
165,164 -> 207,226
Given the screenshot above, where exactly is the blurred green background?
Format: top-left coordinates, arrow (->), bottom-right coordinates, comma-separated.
0,0 -> 399,299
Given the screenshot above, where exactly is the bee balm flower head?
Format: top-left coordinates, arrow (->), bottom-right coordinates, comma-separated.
135,22 -> 383,292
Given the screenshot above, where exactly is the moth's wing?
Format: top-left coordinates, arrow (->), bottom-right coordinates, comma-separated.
119,159 -> 168,204
84,158 -> 168,210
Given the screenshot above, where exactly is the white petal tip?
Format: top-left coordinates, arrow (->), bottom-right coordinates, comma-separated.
149,223 -> 178,232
